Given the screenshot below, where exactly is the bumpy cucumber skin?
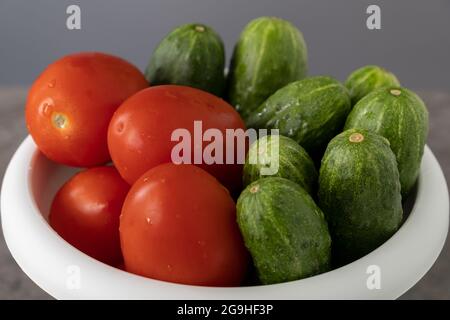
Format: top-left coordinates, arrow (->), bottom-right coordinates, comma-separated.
318,129 -> 403,264
246,76 -> 351,153
243,135 -> 317,195
344,87 -> 429,198
227,17 -> 308,120
145,23 -> 226,97
345,65 -> 400,105
237,177 -> 331,285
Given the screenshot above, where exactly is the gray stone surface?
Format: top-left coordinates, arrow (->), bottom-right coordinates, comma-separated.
0,87 -> 448,300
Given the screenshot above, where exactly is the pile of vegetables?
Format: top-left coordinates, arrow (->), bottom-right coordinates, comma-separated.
25,16 -> 428,287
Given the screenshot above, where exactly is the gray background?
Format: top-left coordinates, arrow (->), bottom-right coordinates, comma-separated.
0,0 -> 450,91
0,0 -> 449,299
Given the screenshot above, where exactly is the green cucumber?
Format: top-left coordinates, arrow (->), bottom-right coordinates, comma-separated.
246,76 -> 351,153
344,87 -> 429,198
227,17 -> 308,120
237,177 -> 331,284
345,65 -> 400,105
145,23 -> 225,96
318,129 -> 403,264
243,135 -> 317,195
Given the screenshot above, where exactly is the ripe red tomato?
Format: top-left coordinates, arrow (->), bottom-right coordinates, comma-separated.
49,166 -> 130,266
107,85 -> 246,193
26,52 -> 148,167
120,163 -> 249,286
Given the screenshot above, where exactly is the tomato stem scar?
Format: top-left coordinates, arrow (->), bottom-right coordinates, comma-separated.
52,113 -> 68,129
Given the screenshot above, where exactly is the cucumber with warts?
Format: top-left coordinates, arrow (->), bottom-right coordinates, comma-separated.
237,177 -> 331,284
227,17 -> 308,120
246,76 -> 351,153
243,135 -> 317,195
344,87 -> 429,198
345,65 -> 400,105
145,23 -> 226,96
318,129 -> 403,264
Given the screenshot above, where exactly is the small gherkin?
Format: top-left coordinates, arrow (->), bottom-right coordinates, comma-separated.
227,16 -> 308,120
318,128 -> 403,264
345,87 -> 429,198
243,134 -> 317,195
145,23 -> 226,97
345,65 -> 400,105
237,177 -> 331,284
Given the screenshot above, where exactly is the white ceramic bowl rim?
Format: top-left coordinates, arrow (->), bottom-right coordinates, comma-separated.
1,136 -> 449,299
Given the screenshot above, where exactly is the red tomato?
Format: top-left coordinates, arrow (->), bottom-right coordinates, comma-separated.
49,166 -> 130,266
108,85 -> 246,193
120,163 -> 249,286
25,52 -> 148,167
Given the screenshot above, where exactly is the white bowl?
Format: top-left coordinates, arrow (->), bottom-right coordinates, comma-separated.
1,136 -> 448,299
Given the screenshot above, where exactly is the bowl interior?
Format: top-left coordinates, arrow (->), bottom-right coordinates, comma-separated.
29,150 -> 79,221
